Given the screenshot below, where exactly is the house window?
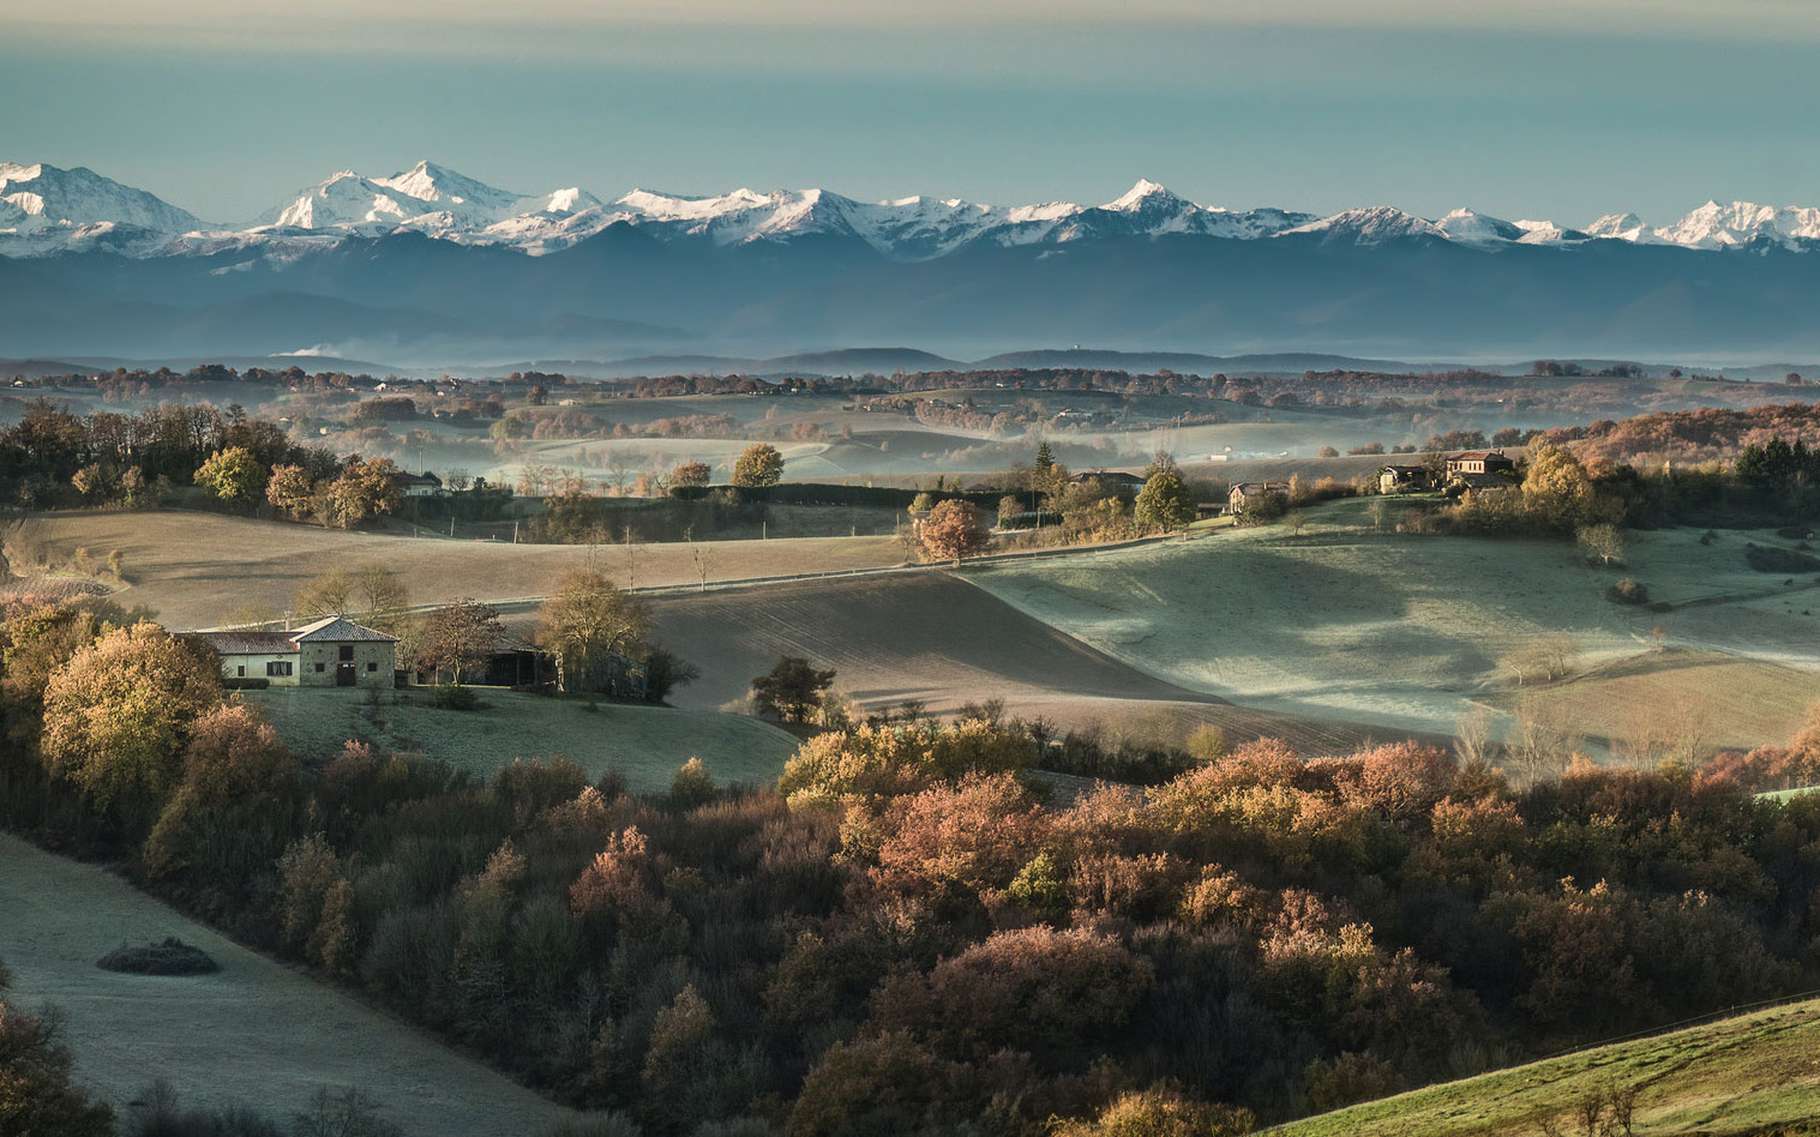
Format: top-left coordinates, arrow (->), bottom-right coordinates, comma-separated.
236,665 -> 245,677
266,661 -> 293,677
339,645 -> 354,661
367,661 -> 378,672
314,662 -> 325,673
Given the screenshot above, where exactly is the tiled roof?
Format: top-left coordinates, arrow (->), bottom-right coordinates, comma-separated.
289,615 -> 399,643
187,631 -> 297,654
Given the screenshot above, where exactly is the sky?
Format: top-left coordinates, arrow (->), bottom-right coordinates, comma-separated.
6,1 -> 1820,226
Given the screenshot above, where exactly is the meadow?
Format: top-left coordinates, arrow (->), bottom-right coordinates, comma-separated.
0,833 -> 577,1135
968,496 -> 1820,744
649,571 -> 1424,756
16,509 -> 907,628
1272,995 -> 1820,1137
246,687 -> 799,792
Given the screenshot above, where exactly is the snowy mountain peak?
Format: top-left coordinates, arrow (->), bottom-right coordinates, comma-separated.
1287,206 -> 1444,244
1104,178 -> 1176,211
0,161 -> 201,232
1653,199 -> 1820,249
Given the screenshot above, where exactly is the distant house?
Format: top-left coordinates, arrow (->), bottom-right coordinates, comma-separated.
1227,481 -> 1290,515
1070,469 -> 1147,491
188,615 -> 397,688
1378,464 -> 1432,494
1444,450 -> 1516,478
393,471 -> 444,497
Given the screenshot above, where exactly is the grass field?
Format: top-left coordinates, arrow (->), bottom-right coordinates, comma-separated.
0,833 -> 575,1136
1272,996 -> 1820,1137
246,688 -> 799,792
649,572 -> 1437,757
967,498 -> 1820,739
17,509 -> 906,629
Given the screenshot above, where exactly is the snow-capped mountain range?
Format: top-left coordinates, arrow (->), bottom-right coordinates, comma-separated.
6,158 -> 1820,260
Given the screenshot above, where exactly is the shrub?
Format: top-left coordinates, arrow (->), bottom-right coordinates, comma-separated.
96,938 -> 219,976
1606,578 -> 1650,606
427,684 -> 481,711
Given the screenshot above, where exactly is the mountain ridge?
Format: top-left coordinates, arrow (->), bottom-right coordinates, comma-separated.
9,159 -> 1820,261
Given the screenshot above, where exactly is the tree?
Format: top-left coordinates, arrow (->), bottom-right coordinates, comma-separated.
1035,440 -> 1055,471
41,622 -> 222,814
538,569 -> 648,694
324,457 -> 402,528
352,563 -> 411,633
415,599 -> 505,685
0,988 -> 115,1137
731,443 -> 784,487
671,460 -> 712,489
145,702 -> 301,883
1134,469 -> 1195,531
751,656 -> 836,723
917,499 -> 987,562
1521,443 -> 1595,530
1576,523 -> 1626,567
997,494 -> 1023,527
193,446 -> 268,504
295,569 -> 353,618
266,463 -> 315,515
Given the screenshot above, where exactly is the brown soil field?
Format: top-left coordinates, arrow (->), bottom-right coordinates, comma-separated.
0,834 -> 575,1135
17,510 -> 906,629
648,572 -> 1427,756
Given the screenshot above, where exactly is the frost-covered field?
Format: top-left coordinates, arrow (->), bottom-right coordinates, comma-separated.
247,687 -> 800,792
0,834 -> 575,1135
968,498 -> 1820,739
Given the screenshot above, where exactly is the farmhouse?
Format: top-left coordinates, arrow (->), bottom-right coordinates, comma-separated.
1228,481 -> 1290,515
392,470 -> 444,497
188,615 -> 397,688
1378,464 -> 1432,494
1444,449 -> 1515,478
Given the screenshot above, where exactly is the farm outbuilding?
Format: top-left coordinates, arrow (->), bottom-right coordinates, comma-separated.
189,615 -> 397,688
1378,464 -> 1432,494
1228,481 -> 1290,516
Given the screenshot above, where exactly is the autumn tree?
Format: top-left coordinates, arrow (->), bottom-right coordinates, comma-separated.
266,463 -> 315,515
1521,443 -> 1596,531
538,569 -> 648,693
731,443 -> 785,487
917,499 -> 987,562
323,457 -> 402,528
0,978 -> 115,1137
670,460 -> 712,488
145,702 -> 301,886
1134,469 -> 1195,531
193,446 -> 268,504
41,622 -> 222,816
415,599 -> 505,685
751,656 -> 836,723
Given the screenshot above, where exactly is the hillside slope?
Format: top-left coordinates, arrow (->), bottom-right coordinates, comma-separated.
1273,996 -> 1820,1137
